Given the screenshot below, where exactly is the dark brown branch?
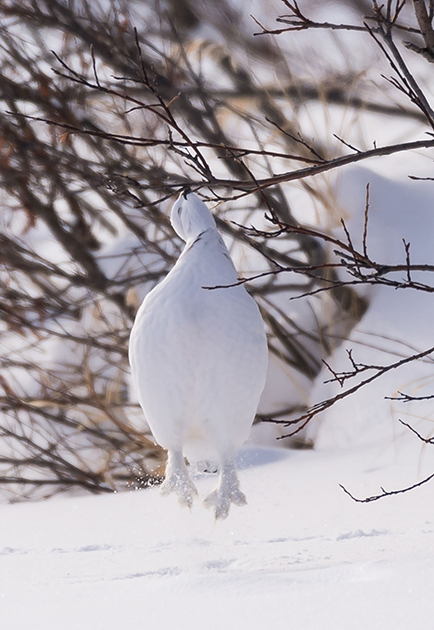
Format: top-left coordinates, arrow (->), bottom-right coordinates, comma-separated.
340,471 -> 434,502
272,344 -> 434,437
398,418 -> 434,443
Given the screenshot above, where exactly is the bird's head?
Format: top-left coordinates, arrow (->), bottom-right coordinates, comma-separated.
170,190 -> 216,242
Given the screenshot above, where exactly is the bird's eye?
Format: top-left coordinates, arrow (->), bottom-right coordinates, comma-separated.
177,206 -> 182,216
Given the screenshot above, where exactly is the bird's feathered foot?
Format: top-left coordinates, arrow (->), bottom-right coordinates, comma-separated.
203,486 -> 246,520
203,457 -> 247,520
160,449 -> 198,508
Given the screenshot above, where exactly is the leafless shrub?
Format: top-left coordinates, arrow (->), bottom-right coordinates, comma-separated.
2,0 -> 433,499
255,0 -> 434,497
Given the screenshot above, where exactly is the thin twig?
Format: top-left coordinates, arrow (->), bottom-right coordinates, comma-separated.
340,471 -> 434,502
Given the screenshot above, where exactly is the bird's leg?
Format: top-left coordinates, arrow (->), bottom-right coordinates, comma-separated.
160,448 -> 198,508
203,454 -> 247,520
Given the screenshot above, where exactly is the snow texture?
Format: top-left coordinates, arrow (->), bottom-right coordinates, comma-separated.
1,440 -> 433,630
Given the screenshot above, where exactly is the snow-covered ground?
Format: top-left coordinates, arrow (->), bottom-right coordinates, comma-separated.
3,164 -> 434,629
3,159 -> 434,629
3,166 -> 434,628
1,434 -> 433,630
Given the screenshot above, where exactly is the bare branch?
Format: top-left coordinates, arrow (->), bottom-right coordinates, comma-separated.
340,471 -> 434,502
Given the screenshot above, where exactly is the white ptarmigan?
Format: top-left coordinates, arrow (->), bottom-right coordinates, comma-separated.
129,191 -> 268,519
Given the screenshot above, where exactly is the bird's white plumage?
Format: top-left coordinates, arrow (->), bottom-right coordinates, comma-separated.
129,192 -> 268,518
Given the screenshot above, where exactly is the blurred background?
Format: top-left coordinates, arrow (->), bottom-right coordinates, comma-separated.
1,0 -> 433,499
